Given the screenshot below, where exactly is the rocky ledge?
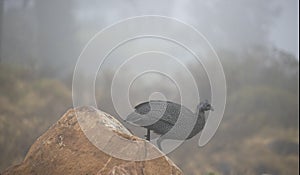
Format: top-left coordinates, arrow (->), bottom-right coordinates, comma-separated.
1,106 -> 183,175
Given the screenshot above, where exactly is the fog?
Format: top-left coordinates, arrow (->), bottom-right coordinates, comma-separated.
1,0 -> 298,71
0,0 -> 298,174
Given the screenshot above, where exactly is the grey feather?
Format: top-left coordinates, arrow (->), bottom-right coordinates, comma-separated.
126,100 -> 213,149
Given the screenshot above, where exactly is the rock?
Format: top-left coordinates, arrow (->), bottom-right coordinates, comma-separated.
1,106 -> 183,175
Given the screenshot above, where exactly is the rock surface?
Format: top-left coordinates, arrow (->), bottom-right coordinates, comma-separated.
1,106 -> 183,175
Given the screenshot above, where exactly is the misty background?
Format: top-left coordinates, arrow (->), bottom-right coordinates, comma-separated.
0,0 -> 299,175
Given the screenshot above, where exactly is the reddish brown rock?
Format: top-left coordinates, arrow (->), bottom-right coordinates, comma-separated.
1,106 -> 183,175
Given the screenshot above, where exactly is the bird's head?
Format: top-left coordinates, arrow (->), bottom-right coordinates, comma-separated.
197,100 -> 214,112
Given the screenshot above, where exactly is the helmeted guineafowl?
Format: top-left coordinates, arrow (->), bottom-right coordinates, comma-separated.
125,100 -> 213,149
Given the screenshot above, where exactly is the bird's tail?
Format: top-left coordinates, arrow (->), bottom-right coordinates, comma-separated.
124,112 -> 141,123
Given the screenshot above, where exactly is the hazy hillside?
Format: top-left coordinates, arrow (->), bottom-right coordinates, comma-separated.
0,64 -> 72,170
0,48 -> 298,174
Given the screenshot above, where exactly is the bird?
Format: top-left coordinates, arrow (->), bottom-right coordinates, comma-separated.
125,100 -> 213,149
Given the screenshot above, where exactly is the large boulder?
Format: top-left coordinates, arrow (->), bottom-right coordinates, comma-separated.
1,106 -> 183,175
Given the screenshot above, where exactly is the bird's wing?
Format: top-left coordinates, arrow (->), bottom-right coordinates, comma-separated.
126,110 -> 163,127
134,101 -> 151,114
127,100 -> 194,127
134,101 -> 150,109
127,101 -> 172,126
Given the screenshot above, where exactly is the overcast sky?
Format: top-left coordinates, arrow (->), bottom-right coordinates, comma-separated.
270,0 -> 298,59
76,0 -> 299,59
2,0 -> 298,68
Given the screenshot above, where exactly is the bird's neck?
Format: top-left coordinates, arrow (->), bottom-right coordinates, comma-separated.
196,110 -> 206,122
187,109 -> 206,139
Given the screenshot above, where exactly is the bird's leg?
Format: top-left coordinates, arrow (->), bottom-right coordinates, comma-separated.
145,128 -> 150,140
157,137 -> 163,150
